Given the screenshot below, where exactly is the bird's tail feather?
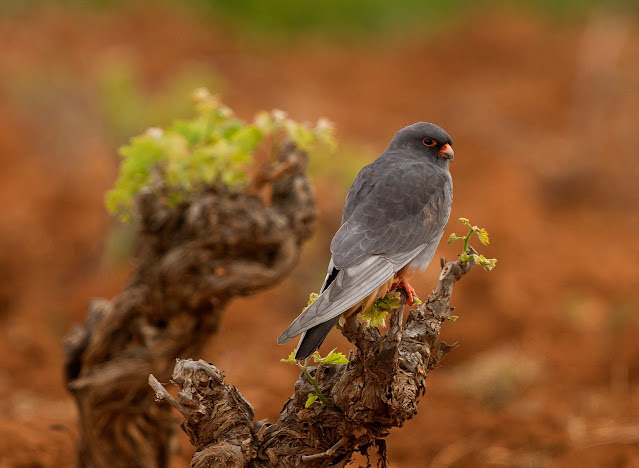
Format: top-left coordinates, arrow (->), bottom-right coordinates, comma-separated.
294,315 -> 341,360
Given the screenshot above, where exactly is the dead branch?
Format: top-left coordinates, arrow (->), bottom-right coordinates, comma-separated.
152,255 -> 476,467
63,142 -> 316,468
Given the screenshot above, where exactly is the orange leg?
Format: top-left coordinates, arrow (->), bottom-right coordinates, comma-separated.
392,277 -> 418,306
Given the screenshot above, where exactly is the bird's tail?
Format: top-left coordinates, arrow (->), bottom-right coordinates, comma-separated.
294,315 -> 342,360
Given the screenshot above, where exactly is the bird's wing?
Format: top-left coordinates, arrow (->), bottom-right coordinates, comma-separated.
277,162 -> 452,345
331,161 -> 452,269
340,164 -> 377,224
277,244 -> 423,344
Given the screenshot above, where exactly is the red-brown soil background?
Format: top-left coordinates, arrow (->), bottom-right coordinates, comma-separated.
1,4 -> 639,467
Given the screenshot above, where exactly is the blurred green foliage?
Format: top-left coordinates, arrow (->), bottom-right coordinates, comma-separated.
209,0 -> 635,40
105,88 -> 335,221
3,0 -> 635,41
209,0 -> 469,39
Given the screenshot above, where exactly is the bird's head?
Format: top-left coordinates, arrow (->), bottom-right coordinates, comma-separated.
389,122 -> 454,164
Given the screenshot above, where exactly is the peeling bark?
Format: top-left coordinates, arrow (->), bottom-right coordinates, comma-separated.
63,142 -> 316,468
152,256 -> 475,467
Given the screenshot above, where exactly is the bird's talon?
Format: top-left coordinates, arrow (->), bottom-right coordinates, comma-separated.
394,278 -> 417,305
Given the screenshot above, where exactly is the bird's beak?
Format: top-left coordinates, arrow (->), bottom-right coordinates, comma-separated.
439,144 -> 454,160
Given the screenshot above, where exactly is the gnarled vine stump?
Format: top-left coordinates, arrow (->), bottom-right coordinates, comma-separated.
63,142 -> 315,468
151,257 -> 475,467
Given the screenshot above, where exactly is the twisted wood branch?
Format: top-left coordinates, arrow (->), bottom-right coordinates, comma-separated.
152,256 -> 475,467
63,142 -> 315,468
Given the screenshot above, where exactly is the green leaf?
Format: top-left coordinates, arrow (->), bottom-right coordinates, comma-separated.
477,228 -> 490,246
309,348 -> 349,365
170,118 -> 207,146
448,233 -> 459,244
359,291 -> 402,328
475,254 -> 497,271
459,217 -> 471,228
320,349 -> 349,365
359,305 -> 389,328
280,350 -> 298,365
284,120 -> 315,150
305,393 -> 319,408
231,125 -> 264,153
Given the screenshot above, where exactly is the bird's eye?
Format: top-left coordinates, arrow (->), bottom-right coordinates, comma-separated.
422,137 -> 436,147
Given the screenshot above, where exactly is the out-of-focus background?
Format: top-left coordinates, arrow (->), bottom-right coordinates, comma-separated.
1,1 -> 639,466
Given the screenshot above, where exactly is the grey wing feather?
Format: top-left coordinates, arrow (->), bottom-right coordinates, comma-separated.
340,164 -> 376,223
277,244 -> 423,344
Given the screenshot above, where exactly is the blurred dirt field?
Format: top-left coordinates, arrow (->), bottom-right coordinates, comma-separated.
1,3 -> 639,467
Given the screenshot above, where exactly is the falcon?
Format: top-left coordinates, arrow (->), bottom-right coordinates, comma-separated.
278,122 -> 454,360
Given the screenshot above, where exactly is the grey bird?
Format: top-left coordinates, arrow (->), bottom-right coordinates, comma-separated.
278,122 -> 454,360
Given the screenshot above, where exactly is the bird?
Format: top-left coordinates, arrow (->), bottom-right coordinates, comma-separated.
278,122 -> 454,360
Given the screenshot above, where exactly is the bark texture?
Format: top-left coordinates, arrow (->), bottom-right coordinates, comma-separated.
63,142 -> 316,468
152,257 -> 475,467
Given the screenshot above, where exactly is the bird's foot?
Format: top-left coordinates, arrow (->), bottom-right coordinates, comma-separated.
392,278 -> 418,306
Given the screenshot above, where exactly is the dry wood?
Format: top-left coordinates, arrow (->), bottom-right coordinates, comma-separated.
152,256 -> 476,467
63,142 -> 316,468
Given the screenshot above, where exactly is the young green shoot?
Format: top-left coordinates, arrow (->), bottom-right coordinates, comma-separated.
358,291 -> 416,328
281,348 -> 349,407
448,217 -> 497,271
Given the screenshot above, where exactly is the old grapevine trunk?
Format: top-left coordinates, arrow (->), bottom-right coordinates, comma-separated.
63,142 -> 316,468
151,257 -> 475,467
